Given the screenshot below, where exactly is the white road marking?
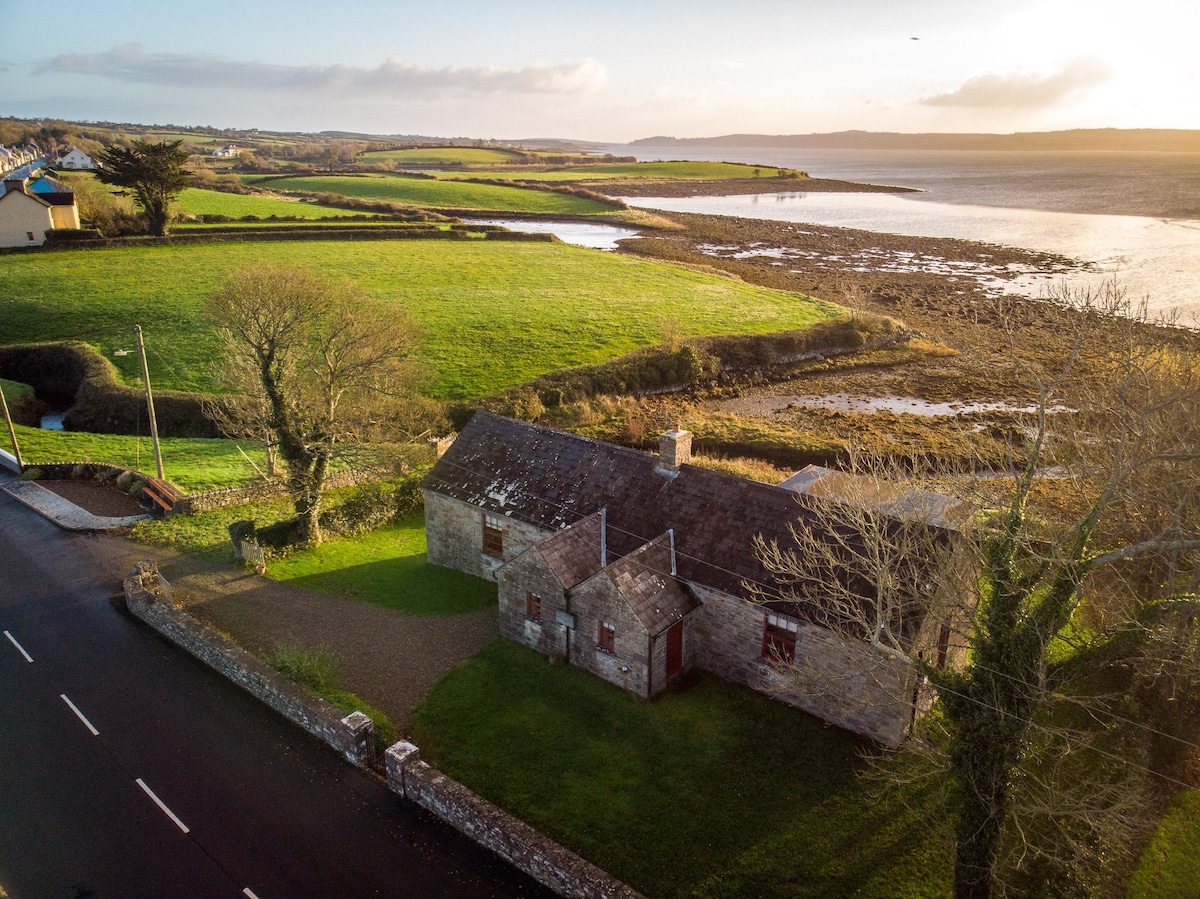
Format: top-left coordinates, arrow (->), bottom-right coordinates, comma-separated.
243,889 -> 262,899
60,694 -> 99,735
3,630 -> 33,663
135,778 -> 190,833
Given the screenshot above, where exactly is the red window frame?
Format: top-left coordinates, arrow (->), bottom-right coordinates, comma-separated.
526,591 -> 542,621
482,513 -> 504,557
598,620 -> 616,653
762,612 -> 798,664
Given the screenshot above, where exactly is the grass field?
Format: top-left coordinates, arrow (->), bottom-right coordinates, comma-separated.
256,174 -> 618,214
13,425 -> 263,492
435,160 -> 807,183
265,520 -> 497,615
358,147 -> 524,166
1127,790 -> 1200,897
1,377 -> 34,404
174,188 -> 356,219
411,640 -> 951,898
0,241 -> 837,398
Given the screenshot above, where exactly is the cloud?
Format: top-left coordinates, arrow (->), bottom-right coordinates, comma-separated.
919,57 -> 1112,108
39,43 -> 607,97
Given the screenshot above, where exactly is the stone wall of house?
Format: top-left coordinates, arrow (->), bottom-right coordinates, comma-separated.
424,491 -> 550,581
386,742 -> 644,899
497,546 -> 569,657
567,572 -> 651,697
124,563 -> 377,767
689,584 -> 915,746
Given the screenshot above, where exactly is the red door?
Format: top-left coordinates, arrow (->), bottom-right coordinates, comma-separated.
665,620 -> 684,679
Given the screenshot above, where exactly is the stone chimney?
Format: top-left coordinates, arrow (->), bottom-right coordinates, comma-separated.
657,426 -> 692,474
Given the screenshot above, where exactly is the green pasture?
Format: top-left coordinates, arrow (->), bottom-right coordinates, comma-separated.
435,160 -> 807,183
412,640 -> 951,898
359,147 -> 523,166
0,240 -> 837,399
12,425 -> 263,492
1127,790 -> 1200,897
1,377 -> 34,404
257,173 -> 617,214
174,188 -> 355,219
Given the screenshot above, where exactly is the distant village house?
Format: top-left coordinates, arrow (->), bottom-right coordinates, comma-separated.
422,412 -> 965,746
0,177 -> 81,248
55,147 -> 95,170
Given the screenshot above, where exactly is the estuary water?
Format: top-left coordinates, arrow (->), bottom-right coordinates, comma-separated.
614,146 -> 1200,323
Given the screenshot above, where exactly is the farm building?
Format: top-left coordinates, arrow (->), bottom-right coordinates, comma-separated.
422,411 -> 966,746
0,178 -> 80,248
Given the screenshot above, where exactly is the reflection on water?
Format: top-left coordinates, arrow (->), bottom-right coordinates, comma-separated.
468,219 -> 641,250
40,413 -> 65,430
716,393 -> 1068,417
622,193 -> 1200,321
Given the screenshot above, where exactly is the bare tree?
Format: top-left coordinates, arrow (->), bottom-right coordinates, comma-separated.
203,265 -> 428,545
756,283 -> 1200,897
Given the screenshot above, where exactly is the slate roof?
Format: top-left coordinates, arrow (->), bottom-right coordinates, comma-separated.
425,411 -> 947,641
429,412 -> 829,596
605,534 -> 697,636
537,511 -> 606,590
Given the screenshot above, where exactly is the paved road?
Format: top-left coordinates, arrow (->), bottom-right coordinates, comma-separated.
0,482 -> 551,899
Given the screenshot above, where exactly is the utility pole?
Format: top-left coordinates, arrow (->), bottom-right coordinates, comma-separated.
0,383 -> 22,468
133,325 -> 165,481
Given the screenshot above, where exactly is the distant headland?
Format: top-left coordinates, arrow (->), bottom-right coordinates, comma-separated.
627,129 -> 1200,153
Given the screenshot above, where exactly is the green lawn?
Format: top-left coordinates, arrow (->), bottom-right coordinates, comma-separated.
1,377 -> 34,404
258,173 -> 618,214
411,640 -> 951,898
359,147 -> 524,166
1127,790 -> 1200,897
435,160 -> 807,183
174,188 -> 355,219
265,520 -> 496,615
0,240 -> 838,399
13,425 -> 264,492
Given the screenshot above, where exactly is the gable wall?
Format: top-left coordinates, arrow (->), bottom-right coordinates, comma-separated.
496,547 -> 568,657
0,192 -> 53,247
689,584 -> 916,746
424,490 -> 551,581
568,573 -> 652,697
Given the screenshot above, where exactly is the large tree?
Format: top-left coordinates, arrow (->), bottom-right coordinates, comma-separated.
94,139 -> 191,236
756,284 -> 1200,896
203,266 -> 426,545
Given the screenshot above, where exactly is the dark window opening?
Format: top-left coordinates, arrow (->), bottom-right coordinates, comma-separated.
598,620 -> 615,653
526,591 -> 541,621
762,612 -> 798,664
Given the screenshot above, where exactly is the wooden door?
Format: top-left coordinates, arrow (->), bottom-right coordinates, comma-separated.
665,620 -> 684,679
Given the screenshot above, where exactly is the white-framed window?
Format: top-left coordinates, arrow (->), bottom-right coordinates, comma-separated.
483,512 -> 504,556
762,611 -> 798,663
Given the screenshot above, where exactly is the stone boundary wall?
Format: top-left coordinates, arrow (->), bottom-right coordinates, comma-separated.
171,468 -> 371,515
386,742 -> 644,899
124,563 -> 376,768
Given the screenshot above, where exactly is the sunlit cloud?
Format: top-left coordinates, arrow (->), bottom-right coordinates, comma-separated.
39,43 -> 608,96
918,57 -> 1112,108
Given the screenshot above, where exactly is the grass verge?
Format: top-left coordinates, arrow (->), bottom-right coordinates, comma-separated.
12,425 -> 263,492
267,642 -> 398,750
265,520 -> 497,616
411,639 -> 951,898
1126,790 -> 1200,897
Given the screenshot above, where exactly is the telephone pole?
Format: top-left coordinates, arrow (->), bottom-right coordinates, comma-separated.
133,325 -> 165,481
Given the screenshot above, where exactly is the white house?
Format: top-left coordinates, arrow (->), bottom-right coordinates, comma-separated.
57,147 -> 95,170
212,145 -> 240,158
0,179 -> 81,248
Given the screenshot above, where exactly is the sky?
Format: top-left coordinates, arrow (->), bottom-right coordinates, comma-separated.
2,0 -> 1196,142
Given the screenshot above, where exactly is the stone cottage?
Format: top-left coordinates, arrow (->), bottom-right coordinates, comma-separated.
422,411 -> 963,746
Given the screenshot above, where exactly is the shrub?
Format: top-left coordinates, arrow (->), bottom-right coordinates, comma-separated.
268,643 -> 340,694
256,517 -> 307,553
20,467 -> 42,480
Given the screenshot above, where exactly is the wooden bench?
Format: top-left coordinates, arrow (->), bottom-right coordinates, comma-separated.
142,478 -> 180,515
